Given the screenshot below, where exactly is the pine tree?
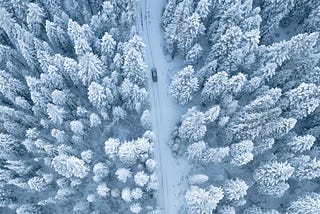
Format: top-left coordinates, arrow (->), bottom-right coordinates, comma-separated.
134,171 -> 149,187
101,32 -> 117,64
104,138 -> 120,160
230,140 -> 254,166
26,3 -> 45,37
177,12 -> 205,54
93,162 -> 109,182
78,52 -> 105,86
254,161 -> 294,197
282,83 -> 320,119
287,135 -> 315,153
185,185 -> 224,214
223,178 -> 248,202
52,155 -> 89,179
287,193 -> 320,214
196,0 -> 211,19
47,103 -> 65,125
122,47 -> 147,86
116,168 -> 132,183
179,107 -> 206,143
186,43 -> 203,64
201,71 -> 228,103
169,66 -> 199,105
118,141 -> 139,164
259,0 -> 295,44
290,155 -> 320,180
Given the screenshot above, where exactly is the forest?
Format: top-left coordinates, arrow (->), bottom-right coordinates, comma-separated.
165,0 -> 320,213
0,0 -> 320,213
0,0 -> 158,213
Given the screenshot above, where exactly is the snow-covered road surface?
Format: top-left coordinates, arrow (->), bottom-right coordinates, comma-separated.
136,0 -> 190,213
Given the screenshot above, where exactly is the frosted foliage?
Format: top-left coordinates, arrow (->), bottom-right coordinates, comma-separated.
178,12 -> 205,53
74,201 -> 90,212
257,182 -> 290,197
70,120 -> 84,135
93,163 -> 109,182
254,161 -> 294,196
116,168 -> 132,183
185,185 -> 224,214
16,204 -> 41,214
96,183 -> 110,197
131,188 -> 143,200
87,194 -> 96,203
169,66 -> 199,105
217,206 -> 236,214
230,140 -> 254,166
179,107 -> 206,142
201,72 -> 228,102
52,155 -> 89,179
101,32 -> 116,56
287,193 -> 320,214
78,53 -> 104,86
51,90 -> 67,105
0,1 -> 155,212
285,83 -> 320,119
47,104 -> 65,125
118,141 -> 138,164
81,150 -> 93,163
187,141 -> 229,164
130,203 -> 142,213
121,188 -> 132,202
90,113 -> 101,127
196,0 -> 211,18
288,135 -> 315,153
204,105 -> 220,123
205,147 -> 230,163
186,43 -> 203,64
290,155 -> 320,180
28,177 -> 46,192
254,161 -> 294,186
223,178 -> 248,201
123,48 -> 147,85
141,109 -> 152,129
146,159 -> 156,172
88,82 -> 107,107
136,137 -> 152,155
187,141 -> 207,160
104,138 -> 120,159
228,73 -> 246,95
134,171 -> 149,187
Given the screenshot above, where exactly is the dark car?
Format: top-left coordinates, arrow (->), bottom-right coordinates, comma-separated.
151,67 -> 158,82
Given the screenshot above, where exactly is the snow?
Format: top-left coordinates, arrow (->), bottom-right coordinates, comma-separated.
136,0 -> 191,213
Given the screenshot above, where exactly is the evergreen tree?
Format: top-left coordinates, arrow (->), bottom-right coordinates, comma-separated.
78,52 -> 105,86
52,155 -> 89,179
169,66 -> 199,105
287,193 -> 320,214
185,185 -> 224,214
223,178 -> 248,202
259,0 -> 295,43
179,107 -> 206,143
254,161 -> 294,197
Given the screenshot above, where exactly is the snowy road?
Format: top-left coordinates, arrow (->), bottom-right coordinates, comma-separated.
136,0 -> 190,213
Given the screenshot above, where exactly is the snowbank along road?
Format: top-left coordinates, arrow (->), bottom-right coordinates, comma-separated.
137,0 -> 190,213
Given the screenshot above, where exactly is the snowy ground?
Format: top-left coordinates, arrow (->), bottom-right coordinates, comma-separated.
136,1 -> 190,213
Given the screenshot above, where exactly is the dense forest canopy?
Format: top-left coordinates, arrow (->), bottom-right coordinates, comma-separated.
0,0 -> 320,213
0,0 -> 158,213
164,0 -> 320,213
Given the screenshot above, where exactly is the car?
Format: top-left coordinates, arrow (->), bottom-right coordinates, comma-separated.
151,67 -> 158,82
